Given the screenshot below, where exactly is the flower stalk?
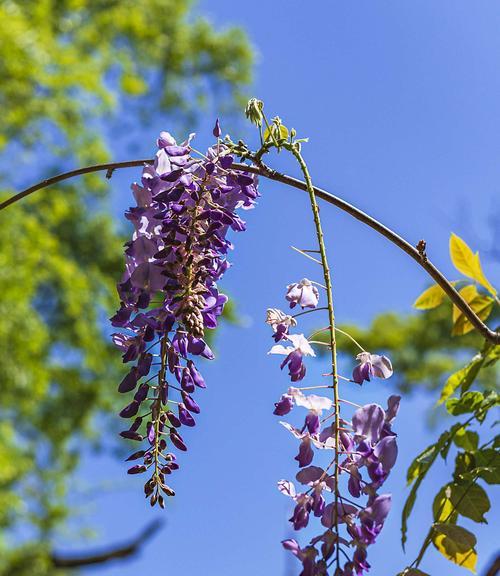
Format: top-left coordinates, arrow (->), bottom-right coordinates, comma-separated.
290,144 -> 343,571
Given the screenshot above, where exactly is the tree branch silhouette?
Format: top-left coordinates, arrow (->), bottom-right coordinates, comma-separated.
51,519 -> 162,568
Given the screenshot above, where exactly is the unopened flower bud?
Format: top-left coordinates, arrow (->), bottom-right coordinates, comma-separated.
245,98 -> 264,126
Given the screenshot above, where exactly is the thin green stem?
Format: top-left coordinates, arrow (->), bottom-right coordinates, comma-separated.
335,328 -> 366,352
292,306 -> 329,319
291,145 -> 341,572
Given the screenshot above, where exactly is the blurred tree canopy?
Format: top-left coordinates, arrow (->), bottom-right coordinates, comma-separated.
337,302 -> 499,396
0,1 -> 252,573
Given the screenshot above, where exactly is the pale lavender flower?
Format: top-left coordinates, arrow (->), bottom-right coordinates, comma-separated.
294,391 -> 332,435
286,278 -> 320,309
266,308 -> 297,342
352,352 -> 393,384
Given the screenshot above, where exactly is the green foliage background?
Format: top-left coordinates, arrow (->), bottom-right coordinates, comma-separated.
0,1 -> 252,573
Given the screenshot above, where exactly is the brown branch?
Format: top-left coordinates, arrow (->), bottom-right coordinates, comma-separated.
0,159 -> 152,211
1,157 -> 498,344
50,519 -> 162,568
484,552 -> 500,576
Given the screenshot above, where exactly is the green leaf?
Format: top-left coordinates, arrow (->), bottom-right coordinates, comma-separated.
397,570 -> 431,576
453,429 -> 479,452
438,356 -> 483,404
471,448 -> 500,484
449,233 -> 497,296
454,451 -> 476,480
446,391 -> 484,416
402,430 -> 452,548
432,523 -> 477,573
449,483 -> 490,523
413,284 -> 446,310
263,124 -> 289,143
484,344 -> 500,368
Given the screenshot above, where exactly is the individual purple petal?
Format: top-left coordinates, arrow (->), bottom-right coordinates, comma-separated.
187,360 -> 206,388
118,368 -> 138,393
127,465 -> 147,475
181,392 -> 201,414
166,411 -> 181,428
134,383 -> 149,403
371,354 -> 393,379
170,430 -> 187,451
137,353 -> 153,377
213,118 -> 221,138
347,467 -> 362,498
385,395 -> 401,423
305,412 -> 320,435
119,400 -> 140,418
178,403 -> 196,427
282,539 -> 301,558
362,494 -> 392,525
181,368 -> 195,393
125,450 -> 146,461
373,435 -> 398,473
273,393 -> 294,416
296,466 -> 324,485
295,437 -> 314,467
352,403 -> 385,443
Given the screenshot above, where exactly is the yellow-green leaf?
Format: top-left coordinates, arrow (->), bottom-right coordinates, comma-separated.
438,356 -> 483,404
263,124 -> 289,143
452,285 -> 494,336
414,284 -> 446,310
450,234 -> 479,279
432,523 -> 477,573
450,234 -> 497,296
472,253 -> 497,296
433,485 -> 456,523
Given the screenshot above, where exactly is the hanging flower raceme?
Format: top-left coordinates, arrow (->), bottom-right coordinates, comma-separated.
111,121 -> 259,507
267,283 -> 399,575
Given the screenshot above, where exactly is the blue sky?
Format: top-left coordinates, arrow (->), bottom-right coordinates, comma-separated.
55,2 -> 499,575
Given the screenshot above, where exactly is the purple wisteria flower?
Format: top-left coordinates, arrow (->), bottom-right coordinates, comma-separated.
352,352 -> 393,385
286,278 -> 320,309
274,359 -> 401,574
269,334 -> 316,382
112,121 -> 259,506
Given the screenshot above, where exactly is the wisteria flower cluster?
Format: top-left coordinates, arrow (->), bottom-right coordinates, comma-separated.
111,121 -> 258,506
268,282 -> 399,575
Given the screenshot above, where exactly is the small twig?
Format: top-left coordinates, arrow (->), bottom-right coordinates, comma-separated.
291,245 -> 322,265
292,306 -> 329,319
